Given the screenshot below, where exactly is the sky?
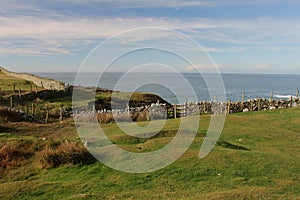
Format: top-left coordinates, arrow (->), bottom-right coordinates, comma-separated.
0,0 -> 300,74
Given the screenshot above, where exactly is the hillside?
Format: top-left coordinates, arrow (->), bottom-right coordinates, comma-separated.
0,68 -> 169,123
0,67 -> 65,90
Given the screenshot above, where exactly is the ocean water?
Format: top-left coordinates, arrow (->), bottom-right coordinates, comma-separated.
36,72 -> 300,103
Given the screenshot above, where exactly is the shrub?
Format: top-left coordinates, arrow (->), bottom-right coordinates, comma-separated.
96,113 -> 115,123
0,144 -> 34,177
39,141 -> 96,168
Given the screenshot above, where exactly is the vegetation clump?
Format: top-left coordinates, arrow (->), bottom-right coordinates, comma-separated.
39,141 -> 96,168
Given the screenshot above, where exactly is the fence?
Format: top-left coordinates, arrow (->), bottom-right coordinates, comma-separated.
91,91 -> 300,120
0,87 -> 72,123
2,88 -> 300,123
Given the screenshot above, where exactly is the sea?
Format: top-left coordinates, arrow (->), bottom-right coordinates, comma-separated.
35,72 -> 300,104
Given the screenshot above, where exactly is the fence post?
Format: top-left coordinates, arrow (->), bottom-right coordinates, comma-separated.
270,91 -> 273,102
10,96 -> 13,109
26,105 -> 29,116
41,81 -> 44,89
126,104 -> 130,115
59,107 -> 63,122
32,103 -> 35,116
296,89 -> 299,99
242,91 -> 245,103
258,99 -> 261,111
290,96 -> 293,108
227,99 -> 231,114
59,106 -> 63,122
174,104 -> 177,119
214,95 -> 217,102
18,88 -> 21,99
45,110 -> 49,123
185,98 -> 188,117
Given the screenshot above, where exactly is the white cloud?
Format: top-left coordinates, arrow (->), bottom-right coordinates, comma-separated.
254,64 -> 282,71
0,15 -> 300,55
52,0 -> 299,9
205,47 -> 245,53
52,0 -> 213,8
186,64 -> 222,71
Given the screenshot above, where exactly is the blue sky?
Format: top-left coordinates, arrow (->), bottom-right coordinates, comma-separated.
0,0 -> 300,73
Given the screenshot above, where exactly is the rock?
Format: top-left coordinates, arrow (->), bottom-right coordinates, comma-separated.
243,108 -> 249,112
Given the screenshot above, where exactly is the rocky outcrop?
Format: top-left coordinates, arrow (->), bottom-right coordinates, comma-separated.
0,67 -> 65,90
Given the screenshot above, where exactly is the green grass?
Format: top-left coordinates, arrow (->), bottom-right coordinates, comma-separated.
0,108 -> 299,199
0,73 -> 38,92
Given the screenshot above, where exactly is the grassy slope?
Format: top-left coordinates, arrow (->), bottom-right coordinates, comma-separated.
0,71 -> 38,92
0,108 -> 299,199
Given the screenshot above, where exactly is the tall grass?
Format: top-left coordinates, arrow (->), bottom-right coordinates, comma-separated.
39,141 -> 96,168
0,140 -> 35,177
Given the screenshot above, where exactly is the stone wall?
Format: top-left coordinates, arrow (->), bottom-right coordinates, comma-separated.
0,67 -> 65,90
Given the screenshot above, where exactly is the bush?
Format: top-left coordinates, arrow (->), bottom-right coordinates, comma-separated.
39,141 -> 96,168
0,144 -> 34,177
96,113 -> 115,123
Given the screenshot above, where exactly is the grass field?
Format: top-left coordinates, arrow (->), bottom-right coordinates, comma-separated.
0,108 -> 299,199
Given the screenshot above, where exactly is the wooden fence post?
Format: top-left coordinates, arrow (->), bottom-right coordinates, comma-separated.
26,105 -> 29,115
18,88 -> 21,99
126,104 -> 130,115
290,96 -> 293,108
214,95 -> 217,102
174,104 -> 177,119
10,96 -> 13,109
185,98 -> 188,117
59,106 -> 63,122
227,99 -> 231,114
270,91 -> 273,102
45,110 -> 49,123
32,103 -> 35,116
258,99 -> 261,111
296,89 -> 299,99
242,92 -> 245,103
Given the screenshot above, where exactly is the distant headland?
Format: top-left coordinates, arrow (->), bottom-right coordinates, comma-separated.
0,67 -> 65,90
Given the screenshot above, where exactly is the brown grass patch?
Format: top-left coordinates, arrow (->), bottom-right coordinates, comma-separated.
0,142 -> 34,177
276,179 -> 298,187
39,141 -> 96,168
197,186 -> 274,200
